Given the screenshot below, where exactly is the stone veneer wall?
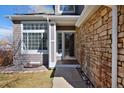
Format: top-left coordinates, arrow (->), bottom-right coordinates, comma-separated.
76,6 -> 112,87
117,5 -> 124,88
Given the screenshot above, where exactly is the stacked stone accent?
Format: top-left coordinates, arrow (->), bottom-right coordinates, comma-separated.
76,6 -> 112,87
117,5 -> 124,88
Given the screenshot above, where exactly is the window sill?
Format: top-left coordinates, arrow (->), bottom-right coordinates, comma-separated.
21,50 -> 48,54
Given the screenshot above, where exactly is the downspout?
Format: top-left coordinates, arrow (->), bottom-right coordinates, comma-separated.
112,5 -> 118,88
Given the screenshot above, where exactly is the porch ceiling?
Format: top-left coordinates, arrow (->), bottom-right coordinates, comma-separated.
8,15 -> 80,26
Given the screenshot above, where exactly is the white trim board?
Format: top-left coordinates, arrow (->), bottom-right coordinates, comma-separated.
10,15 -> 79,20
29,61 -> 42,64
75,5 -> 101,27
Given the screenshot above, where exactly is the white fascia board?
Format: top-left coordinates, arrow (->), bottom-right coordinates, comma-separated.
8,15 -> 79,26
8,15 -> 79,21
75,5 -> 101,27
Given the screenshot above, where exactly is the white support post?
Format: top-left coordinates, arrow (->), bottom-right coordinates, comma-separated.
48,22 -> 56,68
112,5 -> 118,88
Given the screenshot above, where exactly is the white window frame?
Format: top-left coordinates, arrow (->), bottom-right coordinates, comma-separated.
21,21 -> 48,54
58,5 -> 75,13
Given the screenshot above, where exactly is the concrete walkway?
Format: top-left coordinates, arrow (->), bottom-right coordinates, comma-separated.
52,67 -> 88,88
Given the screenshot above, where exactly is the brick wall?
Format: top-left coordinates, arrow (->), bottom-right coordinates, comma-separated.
76,6 -> 112,87
117,5 -> 124,88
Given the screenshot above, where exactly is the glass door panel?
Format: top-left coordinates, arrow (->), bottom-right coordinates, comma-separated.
56,33 -> 63,60
64,33 -> 74,59
57,33 -> 62,53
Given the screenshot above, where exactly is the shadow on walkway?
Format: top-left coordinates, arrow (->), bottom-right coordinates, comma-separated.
51,67 -> 88,88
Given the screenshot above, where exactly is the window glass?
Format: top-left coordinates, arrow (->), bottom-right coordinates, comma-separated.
23,23 -> 48,30
23,23 -> 48,51
60,5 -> 75,12
23,33 -> 27,50
57,33 -> 62,53
43,33 -> 47,50
23,32 -> 48,50
28,33 -> 42,50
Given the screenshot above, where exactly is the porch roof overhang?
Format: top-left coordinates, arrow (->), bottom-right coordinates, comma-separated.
75,5 -> 101,27
7,15 -> 80,26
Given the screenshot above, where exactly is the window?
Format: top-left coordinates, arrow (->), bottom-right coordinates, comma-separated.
23,23 -> 47,30
22,22 -> 48,54
23,32 -> 48,50
60,5 -> 75,13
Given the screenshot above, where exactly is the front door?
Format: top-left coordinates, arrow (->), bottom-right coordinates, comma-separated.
56,32 -> 75,60
64,33 -> 75,59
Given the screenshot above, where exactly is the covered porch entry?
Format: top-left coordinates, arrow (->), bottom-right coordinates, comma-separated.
49,26 -> 79,68
56,31 -> 79,67
48,15 -> 80,68
56,31 -> 75,60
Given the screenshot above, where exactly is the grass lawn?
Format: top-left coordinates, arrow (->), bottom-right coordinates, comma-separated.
0,70 -> 53,88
